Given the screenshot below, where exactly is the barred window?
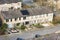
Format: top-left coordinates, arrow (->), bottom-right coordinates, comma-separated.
6,19 -> 9,22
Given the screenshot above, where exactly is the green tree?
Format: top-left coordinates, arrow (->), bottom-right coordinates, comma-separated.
0,23 -> 8,35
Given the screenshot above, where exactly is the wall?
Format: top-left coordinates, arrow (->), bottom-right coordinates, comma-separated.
0,2 -> 22,11
4,13 -> 53,27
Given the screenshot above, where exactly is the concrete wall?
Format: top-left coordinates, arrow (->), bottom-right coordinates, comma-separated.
0,2 -> 22,11
4,13 -> 53,27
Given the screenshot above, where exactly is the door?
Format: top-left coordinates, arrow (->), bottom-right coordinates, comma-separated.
25,21 -> 29,25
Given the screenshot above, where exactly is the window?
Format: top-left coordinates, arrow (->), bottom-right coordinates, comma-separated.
23,17 -> 26,20
19,17 -> 21,20
15,18 -> 17,21
10,7 -> 13,9
11,19 -> 12,22
6,19 -> 9,22
25,21 -> 29,25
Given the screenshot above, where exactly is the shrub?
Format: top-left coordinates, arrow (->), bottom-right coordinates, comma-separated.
0,23 -> 8,35
33,23 -> 44,28
52,20 -> 60,24
20,25 -> 27,30
16,23 -> 20,26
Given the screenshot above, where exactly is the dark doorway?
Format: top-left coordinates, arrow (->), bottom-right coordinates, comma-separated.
0,18 -> 2,27
25,21 -> 29,25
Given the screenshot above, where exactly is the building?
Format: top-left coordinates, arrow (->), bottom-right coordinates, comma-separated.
0,7 -> 53,28
0,0 -> 22,11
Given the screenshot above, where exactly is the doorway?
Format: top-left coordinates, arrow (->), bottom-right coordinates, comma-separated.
25,21 -> 29,25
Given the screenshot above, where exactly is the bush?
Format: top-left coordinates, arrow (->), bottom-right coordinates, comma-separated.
52,21 -> 57,24
52,20 -> 60,24
53,16 -> 60,24
16,23 -> 20,26
0,23 -> 8,35
33,23 -> 44,28
20,25 -> 27,30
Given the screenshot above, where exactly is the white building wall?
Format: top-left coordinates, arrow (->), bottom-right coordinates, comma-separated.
0,2 -> 22,11
0,7 -> 53,28
47,13 -> 53,22
4,13 -> 53,27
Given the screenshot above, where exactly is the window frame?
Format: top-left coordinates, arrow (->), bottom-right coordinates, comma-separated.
15,18 -> 17,21
6,19 -> 9,22
23,17 -> 26,20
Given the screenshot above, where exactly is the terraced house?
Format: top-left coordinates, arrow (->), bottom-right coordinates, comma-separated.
0,7 -> 53,28
0,0 -> 22,11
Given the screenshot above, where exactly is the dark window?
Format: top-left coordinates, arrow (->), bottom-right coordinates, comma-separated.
23,17 -> 26,20
20,10 -> 29,15
11,19 -> 12,22
11,7 -> 13,9
6,19 -> 9,22
15,18 -> 17,21
35,34 -> 41,38
25,21 -> 29,25
19,17 -> 21,20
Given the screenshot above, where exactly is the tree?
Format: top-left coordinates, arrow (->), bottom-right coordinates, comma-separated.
0,23 -> 8,35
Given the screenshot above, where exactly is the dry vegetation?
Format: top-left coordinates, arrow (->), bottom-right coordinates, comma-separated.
54,16 -> 60,21
22,4 -> 32,8
52,15 -> 60,24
